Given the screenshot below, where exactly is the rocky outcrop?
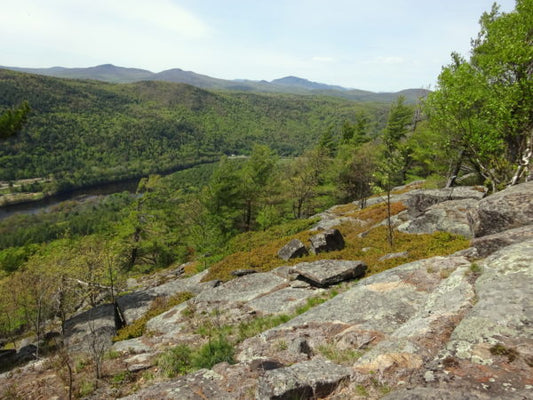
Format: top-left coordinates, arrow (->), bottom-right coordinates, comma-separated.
309,228 -> 345,254
235,238 -> 532,399
277,239 -> 308,261
256,358 -> 350,400
11,182 -> 532,400
120,369 -> 233,400
65,270 -> 218,352
381,387 -> 530,400
470,224 -> 533,257
398,198 -> 478,237
365,185 -> 487,213
290,259 -> 367,288
468,180 -> 533,237
118,269 -> 218,323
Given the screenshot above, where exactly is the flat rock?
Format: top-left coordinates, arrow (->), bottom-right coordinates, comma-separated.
118,269 -> 218,323
468,181 -> 533,237
145,302 -> 189,337
284,256 -> 470,332
247,287 -> 324,315
381,387 -> 507,400
256,358 -> 350,400
379,251 -> 409,261
446,239 -> 533,365
290,259 -> 367,288
278,239 -> 309,261
470,224 -> 533,258
194,272 -> 288,303
111,337 -> 152,354
119,369 -> 232,400
124,353 -> 153,372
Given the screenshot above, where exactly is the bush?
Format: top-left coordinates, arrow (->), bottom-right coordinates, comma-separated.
192,336 -> 235,369
158,344 -> 193,378
158,336 -> 235,378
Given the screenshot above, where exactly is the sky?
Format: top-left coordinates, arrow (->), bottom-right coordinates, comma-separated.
1,0 -> 517,92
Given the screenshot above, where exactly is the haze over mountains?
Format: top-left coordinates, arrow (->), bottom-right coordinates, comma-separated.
2,64 -> 428,103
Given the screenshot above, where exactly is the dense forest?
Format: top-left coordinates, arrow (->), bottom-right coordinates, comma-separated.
0,0 -> 531,391
0,70 -> 391,193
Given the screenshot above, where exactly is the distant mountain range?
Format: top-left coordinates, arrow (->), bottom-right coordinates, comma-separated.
1,64 -> 428,103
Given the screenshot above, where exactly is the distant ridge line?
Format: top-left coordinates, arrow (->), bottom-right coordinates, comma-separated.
1,64 -> 429,103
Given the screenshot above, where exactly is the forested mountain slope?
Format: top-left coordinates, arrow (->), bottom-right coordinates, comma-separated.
2,64 -> 429,102
0,69 -> 388,190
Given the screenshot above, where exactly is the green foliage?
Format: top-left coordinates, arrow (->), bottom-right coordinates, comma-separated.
111,371 -> 133,385
78,380 -> 96,397
295,296 -> 329,315
237,314 -> 291,341
425,1 -> 533,189
0,69 -> 387,190
0,101 -> 30,139
192,336 -> 235,369
158,336 -> 234,378
469,262 -> 482,275
0,192 -> 133,252
158,343 -> 194,377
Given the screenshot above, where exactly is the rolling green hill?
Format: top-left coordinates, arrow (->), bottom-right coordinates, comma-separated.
0,69 -> 389,191
2,64 -> 429,103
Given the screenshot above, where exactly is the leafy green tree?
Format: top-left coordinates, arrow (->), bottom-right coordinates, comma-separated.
318,126 -> 338,156
0,101 -> 30,139
376,96 -> 414,246
239,145 -> 278,230
9,254 -> 57,358
286,149 -> 324,218
336,142 -> 378,207
425,0 -> 533,189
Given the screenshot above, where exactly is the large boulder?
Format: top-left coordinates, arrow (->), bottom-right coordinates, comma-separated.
118,269 -> 217,323
402,186 -> 486,216
256,358 -> 350,400
64,303 -> 117,352
309,228 -> 345,254
398,198 -> 478,237
277,239 -> 308,261
290,259 -> 367,288
468,181 -> 533,237
365,186 -> 487,213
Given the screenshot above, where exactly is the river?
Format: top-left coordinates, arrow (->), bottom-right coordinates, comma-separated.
0,178 -> 140,221
0,159 -> 225,221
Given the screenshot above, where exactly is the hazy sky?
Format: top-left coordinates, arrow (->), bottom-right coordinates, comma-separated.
1,0 -> 516,92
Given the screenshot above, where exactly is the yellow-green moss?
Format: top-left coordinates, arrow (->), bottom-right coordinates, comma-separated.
203,199 -> 469,282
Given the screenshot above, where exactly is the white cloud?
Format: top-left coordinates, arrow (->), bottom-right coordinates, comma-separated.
0,0 -> 211,68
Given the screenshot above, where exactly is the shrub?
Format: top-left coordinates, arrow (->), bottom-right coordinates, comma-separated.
158,344 -> 193,378
192,336 -> 235,369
